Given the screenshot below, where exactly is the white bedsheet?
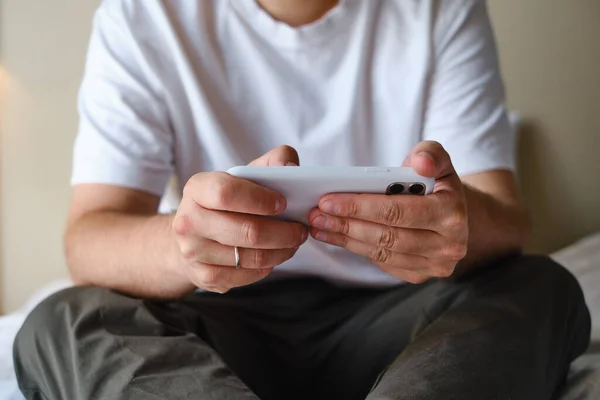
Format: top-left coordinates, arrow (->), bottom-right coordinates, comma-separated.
0,313 -> 26,400
552,233 -> 600,340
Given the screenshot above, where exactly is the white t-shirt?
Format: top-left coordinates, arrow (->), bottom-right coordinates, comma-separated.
73,0 -> 515,287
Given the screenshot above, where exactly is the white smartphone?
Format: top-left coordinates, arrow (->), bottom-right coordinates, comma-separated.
227,166 -> 435,224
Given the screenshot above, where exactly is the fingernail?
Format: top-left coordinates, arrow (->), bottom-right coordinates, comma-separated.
301,230 -> 309,242
275,197 -> 286,213
310,215 -> 330,229
314,230 -> 327,242
286,162 -> 298,167
320,200 -> 339,215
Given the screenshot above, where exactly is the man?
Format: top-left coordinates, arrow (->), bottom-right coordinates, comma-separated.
13,0 -> 590,399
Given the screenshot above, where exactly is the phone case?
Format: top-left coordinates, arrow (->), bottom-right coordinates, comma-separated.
227,166 -> 435,224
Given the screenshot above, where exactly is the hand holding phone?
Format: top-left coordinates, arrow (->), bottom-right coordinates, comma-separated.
172,146 -> 308,294
227,166 -> 434,225
304,141 -> 469,284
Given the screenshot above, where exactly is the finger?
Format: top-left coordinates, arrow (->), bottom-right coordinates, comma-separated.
249,145 -> 300,167
308,210 -> 446,257
188,264 -> 273,294
174,198 -> 308,249
185,171 -> 286,216
194,207 -> 308,249
310,227 -> 431,270
179,237 -> 299,270
373,264 -> 430,284
317,193 -> 445,229
404,141 -> 462,193
310,229 -> 432,283
310,228 -> 451,281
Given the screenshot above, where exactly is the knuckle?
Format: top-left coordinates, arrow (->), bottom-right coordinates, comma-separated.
431,261 -> 456,278
172,214 -> 193,236
377,227 -> 397,249
345,201 -> 360,218
180,244 -> 197,260
240,220 -> 261,246
214,178 -> 236,208
370,247 -> 391,264
251,249 -> 269,268
339,219 -> 351,235
200,267 -> 220,286
381,203 -> 403,226
442,242 -> 468,261
444,208 -> 467,231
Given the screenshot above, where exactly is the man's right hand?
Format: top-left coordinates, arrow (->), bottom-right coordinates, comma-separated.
172,146 -> 308,293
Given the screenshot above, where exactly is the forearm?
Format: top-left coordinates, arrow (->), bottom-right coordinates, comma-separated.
65,212 -> 195,298
459,184 -> 531,271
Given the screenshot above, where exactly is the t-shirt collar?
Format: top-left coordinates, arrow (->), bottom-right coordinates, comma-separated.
230,0 -> 354,49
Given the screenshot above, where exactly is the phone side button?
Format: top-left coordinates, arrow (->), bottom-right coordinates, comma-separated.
364,167 -> 390,173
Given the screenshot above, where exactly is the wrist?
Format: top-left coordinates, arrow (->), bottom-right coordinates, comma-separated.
460,183 -> 530,270
163,213 -> 196,293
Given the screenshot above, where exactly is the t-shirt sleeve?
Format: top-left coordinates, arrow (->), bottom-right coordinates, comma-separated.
71,0 -> 173,196
423,0 -> 516,176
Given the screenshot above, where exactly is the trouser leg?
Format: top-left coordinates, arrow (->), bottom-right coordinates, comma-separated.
14,255 -> 590,400
317,255 -> 591,400
13,286 -> 261,400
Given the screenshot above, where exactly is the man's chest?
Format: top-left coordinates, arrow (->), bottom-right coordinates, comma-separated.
147,1 -> 433,172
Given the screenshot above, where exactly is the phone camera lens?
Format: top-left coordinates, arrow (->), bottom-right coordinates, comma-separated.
409,183 -> 425,195
388,183 -> 405,195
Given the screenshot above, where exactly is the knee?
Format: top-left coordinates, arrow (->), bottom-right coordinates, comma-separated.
467,254 -> 589,317
499,254 -> 590,323
519,254 -> 592,352
508,254 -> 583,293
19,286 -> 107,333
13,286 -> 109,364
489,254 -> 581,298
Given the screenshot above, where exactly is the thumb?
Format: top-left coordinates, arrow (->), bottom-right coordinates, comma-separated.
249,145 -> 300,167
403,141 -> 461,192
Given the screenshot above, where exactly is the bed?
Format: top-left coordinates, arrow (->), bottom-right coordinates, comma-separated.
1,234 -> 599,399
552,233 -> 600,399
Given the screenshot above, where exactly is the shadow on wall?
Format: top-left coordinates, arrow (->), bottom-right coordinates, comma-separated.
517,120 -> 595,254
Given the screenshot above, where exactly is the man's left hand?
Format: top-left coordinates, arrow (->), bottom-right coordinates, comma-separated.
308,141 -> 469,283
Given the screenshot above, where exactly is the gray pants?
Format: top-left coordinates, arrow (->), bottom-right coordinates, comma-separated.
13,255 -> 591,400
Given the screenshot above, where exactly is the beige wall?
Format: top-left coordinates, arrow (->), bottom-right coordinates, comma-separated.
0,0 -> 100,313
489,0 -> 600,253
1,1 -> 599,312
